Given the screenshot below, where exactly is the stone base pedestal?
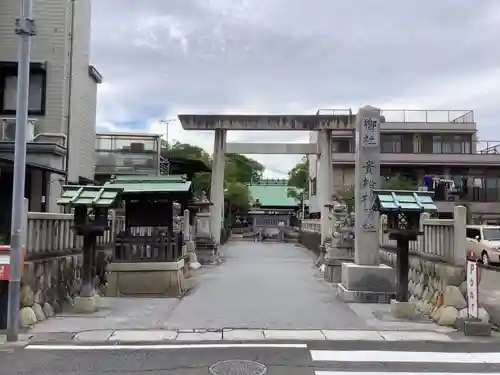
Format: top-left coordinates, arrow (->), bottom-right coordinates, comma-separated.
105,259 -> 188,297
195,237 -> 220,265
73,296 -> 97,313
338,263 -> 396,303
456,318 -> 492,337
390,300 -> 415,319
324,259 -> 354,283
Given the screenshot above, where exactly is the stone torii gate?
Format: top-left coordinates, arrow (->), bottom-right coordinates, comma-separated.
177,113 -> 350,246
178,106 -> 393,300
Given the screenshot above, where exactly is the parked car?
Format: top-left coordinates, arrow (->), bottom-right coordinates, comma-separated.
466,225 -> 500,265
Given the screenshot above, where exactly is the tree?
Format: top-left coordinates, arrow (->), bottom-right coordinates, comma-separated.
164,141 -> 211,165
225,181 -> 252,212
226,154 -> 264,183
286,156 -> 309,202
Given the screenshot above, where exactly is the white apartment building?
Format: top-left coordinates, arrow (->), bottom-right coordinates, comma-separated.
0,0 -> 100,224
308,109 -> 500,222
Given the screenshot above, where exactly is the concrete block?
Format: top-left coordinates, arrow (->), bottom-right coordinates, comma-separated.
338,263 -> 396,303
73,296 -> 97,313
341,263 -> 396,292
390,300 -> 415,319
337,284 -> 395,303
463,319 -> 492,337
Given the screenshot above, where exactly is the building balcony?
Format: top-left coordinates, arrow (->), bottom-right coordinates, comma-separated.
330,184 -> 500,216
331,140 -> 500,166
0,117 -> 67,173
95,132 -> 162,176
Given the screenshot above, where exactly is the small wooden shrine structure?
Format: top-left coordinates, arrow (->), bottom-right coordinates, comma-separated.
104,174 -> 195,297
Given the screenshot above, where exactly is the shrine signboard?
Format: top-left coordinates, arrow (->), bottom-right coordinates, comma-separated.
467,260 -> 479,318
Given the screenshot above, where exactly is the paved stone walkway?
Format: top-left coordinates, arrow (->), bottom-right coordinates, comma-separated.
29,241 -> 366,334
163,241 -> 366,330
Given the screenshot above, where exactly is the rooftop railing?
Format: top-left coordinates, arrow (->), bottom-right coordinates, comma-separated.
315,109 -> 475,123
332,140 -> 500,155
380,109 -> 474,123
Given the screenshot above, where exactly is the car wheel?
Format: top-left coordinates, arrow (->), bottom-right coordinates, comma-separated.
482,251 -> 490,265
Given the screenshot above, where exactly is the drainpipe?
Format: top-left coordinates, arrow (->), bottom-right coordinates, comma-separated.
64,0 -> 76,185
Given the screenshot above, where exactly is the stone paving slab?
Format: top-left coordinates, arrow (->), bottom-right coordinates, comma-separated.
23,329 -> 500,344
109,330 -> 178,342
222,329 -> 265,340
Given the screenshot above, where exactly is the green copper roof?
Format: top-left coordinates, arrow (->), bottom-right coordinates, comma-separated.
57,185 -> 122,207
248,183 -> 299,207
373,190 -> 437,212
105,174 -> 192,194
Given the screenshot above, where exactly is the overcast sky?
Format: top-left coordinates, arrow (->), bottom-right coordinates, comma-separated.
91,0 -> 500,177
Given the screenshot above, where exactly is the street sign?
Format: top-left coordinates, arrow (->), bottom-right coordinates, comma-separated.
467,260 -> 479,318
0,246 -> 25,281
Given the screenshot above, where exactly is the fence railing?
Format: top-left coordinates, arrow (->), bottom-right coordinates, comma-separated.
300,207 -> 466,265
26,212 -> 125,256
379,217 -> 455,262
380,110 -> 474,123
301,219 -> 321,233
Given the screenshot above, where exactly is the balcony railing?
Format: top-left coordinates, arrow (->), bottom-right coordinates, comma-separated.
379,109 -> 474,123
316,109 -> 474,123
332,140 -> 500,155
1,117 -> 37,141
332,184 -> 500,204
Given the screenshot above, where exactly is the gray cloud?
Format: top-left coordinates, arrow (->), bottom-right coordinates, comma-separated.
92,0 -> 500,176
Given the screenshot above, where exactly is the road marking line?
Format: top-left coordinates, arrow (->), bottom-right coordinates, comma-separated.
315,373 -> 500,375
25,343 -> 308,350
310,350 -> 500,364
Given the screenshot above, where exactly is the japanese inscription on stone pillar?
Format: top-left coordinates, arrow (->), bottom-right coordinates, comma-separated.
359,117 -> 380,233
354,109 -> 382,266
360,160 -> 376,232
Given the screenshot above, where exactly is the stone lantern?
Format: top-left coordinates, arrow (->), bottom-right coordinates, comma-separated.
57,185 -> 122,312
372,189 -> 437,318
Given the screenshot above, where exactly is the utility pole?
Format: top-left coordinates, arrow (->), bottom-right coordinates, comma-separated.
159,119 -> 176,150
7,0 -> 36,342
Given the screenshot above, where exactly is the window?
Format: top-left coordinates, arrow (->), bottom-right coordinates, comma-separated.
432,135 -> 471,154
310,177 -> 317,196
466,228 -> 481,240
483,228 -> 500,241
0,62 -> 46,115
381,134 -> 402,153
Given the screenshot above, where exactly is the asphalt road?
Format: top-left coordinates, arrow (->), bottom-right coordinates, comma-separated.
4,340 -> 500,374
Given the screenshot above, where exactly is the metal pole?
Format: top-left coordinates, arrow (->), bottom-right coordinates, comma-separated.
7,0 -> 35,342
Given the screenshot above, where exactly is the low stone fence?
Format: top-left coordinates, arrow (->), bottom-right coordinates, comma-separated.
14,210 -> 125,329
300,207 -> 493,327
298,219 -> 321,255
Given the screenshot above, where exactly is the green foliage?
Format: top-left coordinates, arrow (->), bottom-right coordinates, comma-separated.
164,141 -> 211,165
383,174 -> 417,191
226,154 -> 264,183
286,156 -> 309,202
160,141 -> 261,211
225,181 -> 252,212
338,174 -> 417,212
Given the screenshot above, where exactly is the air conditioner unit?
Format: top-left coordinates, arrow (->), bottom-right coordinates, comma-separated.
1,118 -> 36,141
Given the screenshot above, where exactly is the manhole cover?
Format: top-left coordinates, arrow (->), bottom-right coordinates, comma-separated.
209,359 -> 267,375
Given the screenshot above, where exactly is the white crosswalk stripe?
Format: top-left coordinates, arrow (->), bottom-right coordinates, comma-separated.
310,349 -> 500,375
310,349 -> 500,364
315,373 -> 500,375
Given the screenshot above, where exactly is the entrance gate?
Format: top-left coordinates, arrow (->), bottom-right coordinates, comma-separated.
178,111 -> 355,248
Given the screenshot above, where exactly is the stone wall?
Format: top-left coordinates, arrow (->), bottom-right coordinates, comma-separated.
380,248 -> 490,327
299,230 -> 321,255
17,249 -> 110,328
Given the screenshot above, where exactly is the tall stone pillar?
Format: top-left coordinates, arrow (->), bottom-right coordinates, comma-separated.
317,129 -> 332,245
354,107 -> 381,266
210,129 -> 227,246
338,106 -> 396,303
